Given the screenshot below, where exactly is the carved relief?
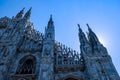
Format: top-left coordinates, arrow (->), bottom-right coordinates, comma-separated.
45,47 -> 51,56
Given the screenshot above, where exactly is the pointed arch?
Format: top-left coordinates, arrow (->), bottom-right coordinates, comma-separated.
62,73 -> 84,80
16,55 -> 36,74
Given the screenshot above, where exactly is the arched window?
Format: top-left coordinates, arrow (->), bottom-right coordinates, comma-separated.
16,56 -> 36,74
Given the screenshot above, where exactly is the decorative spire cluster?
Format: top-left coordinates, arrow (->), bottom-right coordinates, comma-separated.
15,7 -> 32,20
78,23 -> 100,46
78,23 -> 102,55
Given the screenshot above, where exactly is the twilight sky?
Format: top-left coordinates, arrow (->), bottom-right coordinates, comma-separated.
0,0 -> 120,75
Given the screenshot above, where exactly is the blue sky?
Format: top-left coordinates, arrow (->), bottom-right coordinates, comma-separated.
0,0 -> 120,75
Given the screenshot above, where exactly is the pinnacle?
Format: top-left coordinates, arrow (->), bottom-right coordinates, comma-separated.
86,23 -> 92,32
77,24 -> 82,33
23,7 -> 32,20
15,8 -> 25,18
29,7 -> 32,12
49,14 -> 53,22
22,7 -> 25,11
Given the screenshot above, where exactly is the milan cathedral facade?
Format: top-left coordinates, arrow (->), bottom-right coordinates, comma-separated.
0,8 -> 120,80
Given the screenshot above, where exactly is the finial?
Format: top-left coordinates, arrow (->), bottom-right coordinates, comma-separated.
24,7 -> 32,20
86,23 -> 92,32
77,24 -> 82,32
49,14 -> 53,23
50,14 -> 52,20
29,7 -> 32,12
77,24 -> 80,28
15,8 -> 25,19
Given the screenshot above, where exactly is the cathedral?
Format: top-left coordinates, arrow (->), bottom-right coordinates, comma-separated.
0,8 -> 120,80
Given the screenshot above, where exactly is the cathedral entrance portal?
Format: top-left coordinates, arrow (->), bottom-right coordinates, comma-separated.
12,56 -> 36,80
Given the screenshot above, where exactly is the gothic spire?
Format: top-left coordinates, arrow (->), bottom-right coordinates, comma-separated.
50,15 -> 53,22
15,8 -> 25,19
78,24 -> 88,46
87,23 -> 100,46
45,15 -> 55,40
47,15 -> 54,28
23,7 -> 32,20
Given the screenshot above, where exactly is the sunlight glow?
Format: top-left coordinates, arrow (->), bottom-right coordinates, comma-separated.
98,36 -> 107,47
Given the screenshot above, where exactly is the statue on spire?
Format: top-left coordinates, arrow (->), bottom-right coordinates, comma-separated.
15,8 -> 25,19
23,7 -> 32,20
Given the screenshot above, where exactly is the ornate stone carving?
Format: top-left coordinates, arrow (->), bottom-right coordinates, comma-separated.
0,8 -> 119,80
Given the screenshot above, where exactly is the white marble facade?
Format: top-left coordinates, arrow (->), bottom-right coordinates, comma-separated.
0,8 -> 120,80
